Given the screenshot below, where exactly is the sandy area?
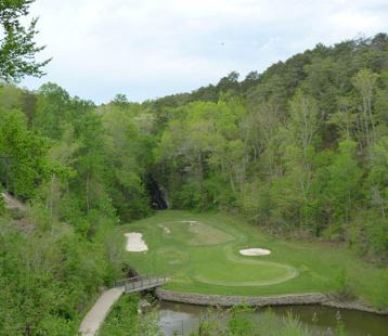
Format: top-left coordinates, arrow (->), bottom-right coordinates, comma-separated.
124,232 -> 148,252
239,248 -> 271,256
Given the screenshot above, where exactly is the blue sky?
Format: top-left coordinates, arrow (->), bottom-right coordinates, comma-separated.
21,0 -> 388,104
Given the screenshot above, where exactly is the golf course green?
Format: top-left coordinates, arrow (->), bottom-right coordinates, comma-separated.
122,211 -> 388,308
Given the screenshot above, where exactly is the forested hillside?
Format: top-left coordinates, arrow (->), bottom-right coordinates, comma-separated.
1,33 -> 388,333
152,34 -> 388,259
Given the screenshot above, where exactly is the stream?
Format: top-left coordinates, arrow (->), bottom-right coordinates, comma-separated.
158,301 -> 388,336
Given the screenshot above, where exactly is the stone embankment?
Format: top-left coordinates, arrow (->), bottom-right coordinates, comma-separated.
155,289 -> 388,315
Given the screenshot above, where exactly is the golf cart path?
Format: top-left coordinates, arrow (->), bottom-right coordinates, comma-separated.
79,276 -> 168,335
79,287 -> 124,336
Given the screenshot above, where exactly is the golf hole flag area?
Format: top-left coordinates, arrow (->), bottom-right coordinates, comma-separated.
120,211 -> 388,299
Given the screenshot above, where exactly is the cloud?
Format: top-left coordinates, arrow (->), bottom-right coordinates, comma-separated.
21,0 -> 388,103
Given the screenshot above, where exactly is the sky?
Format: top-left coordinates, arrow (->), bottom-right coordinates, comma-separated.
20,0 -> 388,104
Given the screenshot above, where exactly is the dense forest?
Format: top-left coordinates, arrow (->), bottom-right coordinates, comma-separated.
151,33 -> 388,260
1,32 -> 388,334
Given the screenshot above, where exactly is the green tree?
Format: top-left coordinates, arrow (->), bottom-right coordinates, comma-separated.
325,140 -> 362,233
0,0 -> 50,81
101,103 -> 152,221
352,69 -> 379,148
0,108 -> 48,198
267,91 -> 320,229
33,83 -> 71,139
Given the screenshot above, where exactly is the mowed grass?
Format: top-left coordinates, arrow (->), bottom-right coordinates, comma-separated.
120,211 -> 388,308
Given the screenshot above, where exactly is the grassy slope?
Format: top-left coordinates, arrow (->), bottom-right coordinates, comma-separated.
120,211 -> 388,308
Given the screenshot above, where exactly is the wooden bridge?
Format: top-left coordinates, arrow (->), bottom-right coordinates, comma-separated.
79,275 -> 168,336
115,275 -> 169,293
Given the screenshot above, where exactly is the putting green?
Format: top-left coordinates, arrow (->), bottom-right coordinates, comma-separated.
194,260 -> 298,286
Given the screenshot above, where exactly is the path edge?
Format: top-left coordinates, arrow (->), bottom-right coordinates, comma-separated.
79,287 -> 124,336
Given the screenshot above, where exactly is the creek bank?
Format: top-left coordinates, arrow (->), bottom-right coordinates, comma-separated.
155,288 -> 388,315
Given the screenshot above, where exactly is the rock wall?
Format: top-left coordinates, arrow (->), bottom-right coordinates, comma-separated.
156,288 -> 327,307
155,289 -> 388,315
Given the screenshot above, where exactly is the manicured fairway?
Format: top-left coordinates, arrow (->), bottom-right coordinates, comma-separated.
121,211 -> 388,308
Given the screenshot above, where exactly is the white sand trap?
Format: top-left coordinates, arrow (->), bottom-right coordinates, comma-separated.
239,248 -> 271,256
124,233 -> 148,252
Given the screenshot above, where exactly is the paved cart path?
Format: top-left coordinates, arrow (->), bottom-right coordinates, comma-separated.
79,287 -> 124,336
79,276 -> 168,335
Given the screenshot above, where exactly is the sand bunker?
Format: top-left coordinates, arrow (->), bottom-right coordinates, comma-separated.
239,248 -> 271,256
124,232 -> 148,252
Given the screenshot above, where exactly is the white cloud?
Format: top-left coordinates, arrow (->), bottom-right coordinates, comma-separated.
20,0 -> 388,103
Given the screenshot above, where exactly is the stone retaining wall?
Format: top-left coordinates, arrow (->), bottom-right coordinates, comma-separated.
322,299 -> 388,315
155,289 -> 388,315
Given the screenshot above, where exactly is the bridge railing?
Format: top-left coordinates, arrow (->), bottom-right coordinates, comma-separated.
114,275 -> 169,291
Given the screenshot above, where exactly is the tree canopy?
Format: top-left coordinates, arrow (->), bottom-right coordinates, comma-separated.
0,0 -> 50,81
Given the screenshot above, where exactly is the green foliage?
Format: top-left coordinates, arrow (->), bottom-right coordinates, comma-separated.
0,201 -> 127,334
151,34 -> 388,259
279,312 -> 312,336
227,306 -> 255,336
155,99 -> 244,210
0,107 -> 49,199
333,268 -> 356,301
100,295 -> 162,336
101,103 -> 153,221
193,308 -> 313,336
0,0 -> 50,81
1,33 -> 388,335
33,83 -> 72,139
0,82 -> 147,334
324,140 -> 362,233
